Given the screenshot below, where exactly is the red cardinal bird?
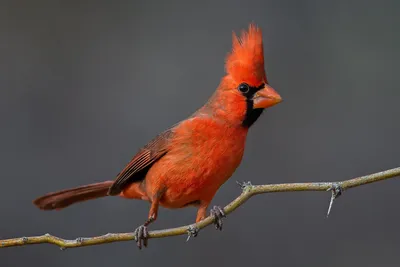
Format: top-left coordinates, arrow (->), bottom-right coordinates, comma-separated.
33,23 -> 282,248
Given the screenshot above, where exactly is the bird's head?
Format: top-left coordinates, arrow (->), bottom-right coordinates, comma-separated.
207,24 -> 282,127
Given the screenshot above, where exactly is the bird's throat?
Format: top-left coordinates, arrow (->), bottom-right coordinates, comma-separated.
242,100 -> 264,128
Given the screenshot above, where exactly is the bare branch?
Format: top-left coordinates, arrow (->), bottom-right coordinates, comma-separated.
1,166 -> 399,249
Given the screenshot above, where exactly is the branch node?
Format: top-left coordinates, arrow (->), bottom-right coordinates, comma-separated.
1,166 -> 399,249
326,183 -> 344,217
236,181 -> 253,192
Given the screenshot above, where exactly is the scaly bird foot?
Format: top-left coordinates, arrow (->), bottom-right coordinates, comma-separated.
134,224 -> 149,249
210,205 -> 226,231
186,225 -> 199,241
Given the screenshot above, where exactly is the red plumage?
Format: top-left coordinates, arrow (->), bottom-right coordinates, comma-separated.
33,23 -> 282,248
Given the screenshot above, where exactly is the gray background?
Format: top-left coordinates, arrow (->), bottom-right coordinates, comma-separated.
1,0 -> 400,266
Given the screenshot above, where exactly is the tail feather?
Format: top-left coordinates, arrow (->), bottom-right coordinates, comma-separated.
33,181 -> 114,210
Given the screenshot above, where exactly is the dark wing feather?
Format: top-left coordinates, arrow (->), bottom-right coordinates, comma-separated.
108,128 -> 174,195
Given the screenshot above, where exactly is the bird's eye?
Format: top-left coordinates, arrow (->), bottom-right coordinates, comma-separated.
238,83 -> 250,93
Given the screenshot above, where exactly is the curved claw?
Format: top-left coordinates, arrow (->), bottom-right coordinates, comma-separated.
210,206 -> 226,231
134,225 -> 149,249
186,225 -> 199,241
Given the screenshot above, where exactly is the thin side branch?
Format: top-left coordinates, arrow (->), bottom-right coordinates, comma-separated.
1,167 -> 399,249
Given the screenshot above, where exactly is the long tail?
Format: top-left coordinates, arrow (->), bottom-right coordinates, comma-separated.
33,181 -> 114,210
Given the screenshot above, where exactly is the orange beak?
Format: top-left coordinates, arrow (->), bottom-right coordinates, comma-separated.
252,84 -> 282,109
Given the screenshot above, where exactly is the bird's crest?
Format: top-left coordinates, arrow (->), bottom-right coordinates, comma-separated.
225,24 -> 267,86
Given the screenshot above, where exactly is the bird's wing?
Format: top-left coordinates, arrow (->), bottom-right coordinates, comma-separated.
108,128 -> 174,195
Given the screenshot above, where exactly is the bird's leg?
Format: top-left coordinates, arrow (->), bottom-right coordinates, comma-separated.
186,203 -> 207,240
187,202 -> 226,240
195,203 -> 208,223
134,200 -> 159,249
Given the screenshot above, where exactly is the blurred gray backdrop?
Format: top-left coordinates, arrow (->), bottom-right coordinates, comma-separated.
1,0 -> 400,266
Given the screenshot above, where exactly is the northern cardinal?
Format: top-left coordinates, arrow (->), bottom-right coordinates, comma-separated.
33,24 -> 282,248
